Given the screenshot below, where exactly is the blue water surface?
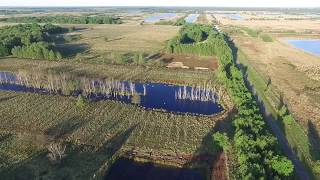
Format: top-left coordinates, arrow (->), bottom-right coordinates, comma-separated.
0,72 -> 223,115
226,14 -> 244,20
185,14 -> 199,23
287,39 -> 320,57
145,13 -> 177,23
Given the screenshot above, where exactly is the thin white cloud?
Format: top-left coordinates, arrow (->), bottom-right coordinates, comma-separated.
0,0 -> 319,7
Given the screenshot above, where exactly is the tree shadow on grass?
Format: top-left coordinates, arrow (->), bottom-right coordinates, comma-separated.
55,43 -> 90,58
0,95 -> 17,103
186,108 -> 236,179
0,125 -> 137,180
44,116 -> 88,140
307,120 -> 320,161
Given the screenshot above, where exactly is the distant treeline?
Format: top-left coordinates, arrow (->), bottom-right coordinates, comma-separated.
0,16 -> 122,24
0,23 -> 64,60
167,24 -> 294,179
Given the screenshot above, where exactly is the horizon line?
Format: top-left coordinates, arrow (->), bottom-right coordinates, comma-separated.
0,6 -> 320,9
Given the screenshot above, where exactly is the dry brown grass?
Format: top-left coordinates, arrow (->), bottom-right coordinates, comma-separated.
197,14 -> 209,24
215,13 -> 320,33
63,24 -> 180,53
233,34 -> 320,132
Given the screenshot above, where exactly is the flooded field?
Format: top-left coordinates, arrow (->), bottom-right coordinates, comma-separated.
0,71 -> 223,115
185,14 -> 199,23
225,14 -> 244,20
144,13 -> 177,23
105,158 -> 204,180
286,39 -> 320,56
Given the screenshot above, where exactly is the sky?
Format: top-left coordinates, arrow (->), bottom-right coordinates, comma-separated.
0,0 -> 319,8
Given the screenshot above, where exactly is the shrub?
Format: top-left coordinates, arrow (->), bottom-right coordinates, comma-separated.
283,114 -> 294,125
47,143 -> 66,163
269,155 -> 294,177
213,132 -> 230,151
314,161 -> 320,174
0,44 -> 9,57
76,94 -> 87,108
260,34 -> 273,42
133,52 -> 146,65
243,27 -> 260,37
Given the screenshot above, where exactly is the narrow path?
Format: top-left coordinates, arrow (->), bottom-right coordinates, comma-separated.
236,62 -> 311,180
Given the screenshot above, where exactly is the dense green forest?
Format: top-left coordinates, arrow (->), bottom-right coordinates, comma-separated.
167,24 -> 294,179
0,23 -> 63,60
0,15 -> 122,24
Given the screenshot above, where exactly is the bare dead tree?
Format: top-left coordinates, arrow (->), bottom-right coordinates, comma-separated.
47,143 -> 67,163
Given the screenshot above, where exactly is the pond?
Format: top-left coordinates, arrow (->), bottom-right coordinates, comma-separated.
105,158 -> 204,180
225,14 -> 244,20
286,39 -> 320,57
144,13 -> 177,23
185,14 -> 199,23
0,71 -> 223,115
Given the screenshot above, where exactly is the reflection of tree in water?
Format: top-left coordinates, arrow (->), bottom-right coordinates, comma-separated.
0,71 -> 142,98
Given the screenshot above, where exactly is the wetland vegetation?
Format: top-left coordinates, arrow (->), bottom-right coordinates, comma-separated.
0,6 -> 319,180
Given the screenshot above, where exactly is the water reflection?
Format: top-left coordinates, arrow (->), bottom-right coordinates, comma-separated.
105,158 -> 204,180
0,71 -> 223,115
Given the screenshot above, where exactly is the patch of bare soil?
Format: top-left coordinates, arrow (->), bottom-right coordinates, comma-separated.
212,153 -> 228,180
122,148 -> 215,167
161,53 -> 218,70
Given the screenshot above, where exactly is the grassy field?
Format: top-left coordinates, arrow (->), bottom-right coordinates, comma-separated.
0,58 -> 217,86
0,55 -> 229,179
60,24 -> 180,53
0,86 -> 226,179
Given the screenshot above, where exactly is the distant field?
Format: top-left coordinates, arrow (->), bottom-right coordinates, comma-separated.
215,13 -> 320,33
62,24 -> 180,53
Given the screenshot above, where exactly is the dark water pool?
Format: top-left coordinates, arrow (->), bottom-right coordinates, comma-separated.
0,71 -> 223,115
105,158 -> 204,180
